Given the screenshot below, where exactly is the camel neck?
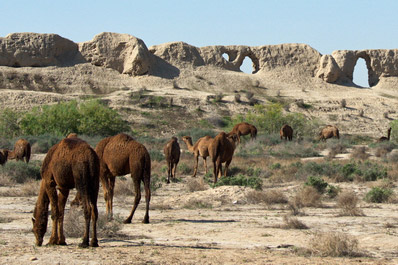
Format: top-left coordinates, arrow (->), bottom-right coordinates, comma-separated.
183,139 -> 195,152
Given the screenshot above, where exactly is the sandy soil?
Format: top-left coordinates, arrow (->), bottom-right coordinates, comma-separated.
1,167 -> 398,265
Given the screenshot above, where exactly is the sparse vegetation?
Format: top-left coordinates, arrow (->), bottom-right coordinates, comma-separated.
280,215 -> 308,229
309,232 -> 360,257
337,191 -> 364,216
365,187 -> 393,203
0,161 -> 41,183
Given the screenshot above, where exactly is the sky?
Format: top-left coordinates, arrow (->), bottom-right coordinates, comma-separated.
1,0 -> 397,87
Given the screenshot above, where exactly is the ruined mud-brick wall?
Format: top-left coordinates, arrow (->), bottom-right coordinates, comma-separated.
1,32 -> 397,87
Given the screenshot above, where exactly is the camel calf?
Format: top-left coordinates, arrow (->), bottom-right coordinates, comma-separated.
163,136 -> 180,183
181,135 -> 213,177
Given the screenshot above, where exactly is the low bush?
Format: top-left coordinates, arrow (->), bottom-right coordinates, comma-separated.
281,215 -> 308,229
245,190 -> 288,204
213,174 -> 262,190
186,177 -> 207,192
0,161 -> 41,183
305,176 -> 328,193
365,187 -> 393,203
337,191 -> 364,216
293,186 -> 322,208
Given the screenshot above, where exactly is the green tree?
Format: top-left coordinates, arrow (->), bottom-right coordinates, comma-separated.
0,108 -> 21,137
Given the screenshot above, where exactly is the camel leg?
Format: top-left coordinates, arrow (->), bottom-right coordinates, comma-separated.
57,188 -> 69,245
108,176 -> 116,219
224,160 -> 232,177
203,157 -> 208,175
124,167 -> 142,224
89,197 -> 99,247
46,183 -> 59,245
79,197 -> 92,248
142,174 -> 151,224
172,161 -> 178,179
167,161 -> 171,184
192,154 -> 199,178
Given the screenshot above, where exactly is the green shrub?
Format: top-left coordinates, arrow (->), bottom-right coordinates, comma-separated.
0,161 -> 41,183
0,108 -> 21,138
213,174 -> 262,190
177,128 -> 216,143
365,187 -> 393,203
19,100 -> 129,137
305,176 -> 328,193
22,134 -> 63,153
178,162 -> 192,175
148,149 -> 164,162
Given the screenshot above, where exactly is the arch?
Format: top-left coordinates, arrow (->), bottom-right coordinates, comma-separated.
239,54 -> 259,74
353,58 -> 368,87
353,52 -> 378,87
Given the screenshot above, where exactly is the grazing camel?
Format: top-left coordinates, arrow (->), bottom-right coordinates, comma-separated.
8,139 -> 31,163
319,125 -> 340,141
181,135 -> 213,177
209,132 -> 238,183
377,127 -> 392,142
32,137 -> 100,248
95,133 -> 151,224
280,124 -> 293,141
163,136 -> 180,183
229,122 -> 257,144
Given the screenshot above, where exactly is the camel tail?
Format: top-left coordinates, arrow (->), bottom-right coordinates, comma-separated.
253,127 -> 257,139
336,130 -> 340,139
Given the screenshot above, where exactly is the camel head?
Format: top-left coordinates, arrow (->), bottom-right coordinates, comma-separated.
181,136 -> 192,144
171,136 -> 178,142
32,192 -> 50,246
227,133 -> 239,143
32,213 -> 47,246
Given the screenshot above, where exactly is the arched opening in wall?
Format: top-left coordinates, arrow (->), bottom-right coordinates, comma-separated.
240,56 -> 255,74
353,58 -> 369,87
222,53 -> 230,62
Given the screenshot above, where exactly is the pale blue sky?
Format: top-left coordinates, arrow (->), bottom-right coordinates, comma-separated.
1,0 -> 397,86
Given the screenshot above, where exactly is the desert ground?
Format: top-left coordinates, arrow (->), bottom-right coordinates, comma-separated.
1,145 -> 398,265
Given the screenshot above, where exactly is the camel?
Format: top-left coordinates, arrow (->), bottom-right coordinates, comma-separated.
163,136 -> 180,183
280,124 -> 293,141
0,149 -> 8,165
377,127 -> 392,142
229,122 -> 257,144
66,133 -> 78,138
95,133 -> 151,223
319,125 -> 340,141
7,139 -> 31,163
32,137 -> 100,248
209,132 -> 238,183
181,135 -> 213,177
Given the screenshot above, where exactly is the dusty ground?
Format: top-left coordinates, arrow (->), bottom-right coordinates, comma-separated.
1,156 -> 398,265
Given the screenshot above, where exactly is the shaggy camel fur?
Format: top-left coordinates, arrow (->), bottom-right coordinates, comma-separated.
280,124 -> 293,141
377,127 -> 392,142
32,137 -> 100,248
229,122 -> 257,144
95,133 -> 151,224
8,139 -> 31,163
66,133 -> 78,138
209,132 -> 238,183
181,135 -> 213,177
163,136 -> 180,183
319,125 -> 340,141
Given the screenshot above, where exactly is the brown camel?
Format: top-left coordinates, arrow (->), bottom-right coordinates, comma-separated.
377,127 -> 392,142
319,125 -> 340,141
66,133 -> 78,138
181,135 -> 213,177
209,132 -> 238,183
8,139 -> 31,163
163,136 -> 180,183
95,133 -> 151,224
229,122 -> 257,144
280,124 -> 293,141
32,137 -> 100,248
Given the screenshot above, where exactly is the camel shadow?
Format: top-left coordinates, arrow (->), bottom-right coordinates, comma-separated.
176,219 -> 237,223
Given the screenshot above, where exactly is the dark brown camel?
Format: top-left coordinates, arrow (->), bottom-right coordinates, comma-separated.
32,137 -> 100,248
95,133 -> 151,224
209,132 -> 238,183
163,136 -> 180,183
0,149 -> 9,165
229,122 -> 257,144
319,125 -> 340,141
377,127 -> 392,142
280,124 -> 293,141
181,135 -> 213,177
8,139 -> 31,163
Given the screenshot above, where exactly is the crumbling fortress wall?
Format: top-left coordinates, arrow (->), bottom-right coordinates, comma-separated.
1,32 -> 398,87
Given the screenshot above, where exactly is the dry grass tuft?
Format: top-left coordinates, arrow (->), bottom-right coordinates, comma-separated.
64,207 -> 122,238
280,215 -> 308,229
246,189 -> 288,205
183,198 -> 212,209
186,177 -> 207,192
0,174 -> 15,187
114,177 -> 134,197
350,146 -> 370,160
327,144 -> 346,159
19,179 -> 40,197
309,232 -> 360,257
293,186 -> 322,208
337,191 -> 364,216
